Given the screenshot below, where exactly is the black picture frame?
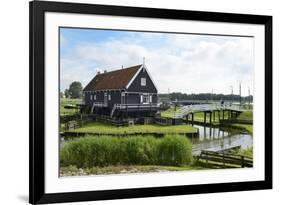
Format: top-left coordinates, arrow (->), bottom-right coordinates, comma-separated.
29,0 -> 272,204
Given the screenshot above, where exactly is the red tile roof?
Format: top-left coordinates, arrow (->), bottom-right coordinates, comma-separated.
83,65 -> 142,91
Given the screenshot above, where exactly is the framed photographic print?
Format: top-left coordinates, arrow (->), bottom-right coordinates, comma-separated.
29,0 -> 272,204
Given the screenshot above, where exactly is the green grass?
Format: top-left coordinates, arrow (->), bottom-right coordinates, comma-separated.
237,110 -> 253,121
60,135 -> 193,168
69,122 -> 197,134
232,124 -> 253,134
60,98 -> 81,116
232,146 -> 253,158
160,106 -> 180,118
60,164 -> 207,176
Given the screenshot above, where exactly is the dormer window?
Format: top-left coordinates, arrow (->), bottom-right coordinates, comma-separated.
141,78 -> 146,86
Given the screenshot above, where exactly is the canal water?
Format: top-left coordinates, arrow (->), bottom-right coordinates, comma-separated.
190,125 -> 253,155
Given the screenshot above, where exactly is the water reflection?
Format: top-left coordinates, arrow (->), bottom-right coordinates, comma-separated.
190,125 -> 253,155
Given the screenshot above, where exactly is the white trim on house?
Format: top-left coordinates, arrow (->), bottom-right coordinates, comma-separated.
142,64 -> 158,92
124,91 -> 157,95
125,64 -> 158,92
125,64 -> 143,89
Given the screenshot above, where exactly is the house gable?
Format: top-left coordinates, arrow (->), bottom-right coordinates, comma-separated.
126,65 -> 157,93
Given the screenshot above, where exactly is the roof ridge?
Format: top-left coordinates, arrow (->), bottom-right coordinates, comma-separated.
83,64 -> 143,91
98,64 -> 142,75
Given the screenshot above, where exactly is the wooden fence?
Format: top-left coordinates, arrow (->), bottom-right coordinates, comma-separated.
197,150 -> 253,168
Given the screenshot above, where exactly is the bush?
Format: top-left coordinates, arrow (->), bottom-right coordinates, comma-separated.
60,135 -> 193,167
157,135 -> 193,166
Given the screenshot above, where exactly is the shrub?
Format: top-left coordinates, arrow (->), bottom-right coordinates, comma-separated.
60,135 -> 192,167
157,135 -> 193,166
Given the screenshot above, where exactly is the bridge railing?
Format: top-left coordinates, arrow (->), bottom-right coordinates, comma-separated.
173,104 -> 242,119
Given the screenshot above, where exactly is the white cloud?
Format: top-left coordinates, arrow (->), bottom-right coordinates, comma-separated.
60,32 -> 254,96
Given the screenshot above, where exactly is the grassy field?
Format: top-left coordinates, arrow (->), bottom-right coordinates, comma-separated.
60,164 -> 207,176
60,98 -> 81,116
69,122 -> 197,134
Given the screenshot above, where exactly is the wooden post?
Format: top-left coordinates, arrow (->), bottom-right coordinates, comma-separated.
204,112 -> 206,125
191,113 -> 194,126
222,110 -> 225,120
218,110 -> 220,121
209,112 -> 212,124
213,111 -> 216,122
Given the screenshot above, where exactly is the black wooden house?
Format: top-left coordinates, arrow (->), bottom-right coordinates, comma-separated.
83,64 -> 159,118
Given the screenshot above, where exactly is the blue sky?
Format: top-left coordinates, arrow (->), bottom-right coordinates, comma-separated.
60,27 -> 254,95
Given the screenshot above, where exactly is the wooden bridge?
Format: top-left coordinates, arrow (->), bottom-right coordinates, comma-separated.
173,104 -> 243,125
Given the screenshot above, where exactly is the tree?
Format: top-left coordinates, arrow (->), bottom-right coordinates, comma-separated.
68,81 -> 82,99
64,89 -> 70,98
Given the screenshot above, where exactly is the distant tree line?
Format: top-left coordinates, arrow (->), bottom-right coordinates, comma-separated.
158,92 -> 253,102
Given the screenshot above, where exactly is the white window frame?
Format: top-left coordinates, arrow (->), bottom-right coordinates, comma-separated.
108,94 -> 111,101
90,94 -> 93,101
141,94 -> 149,104
141,77 -> 146,86
149,95 -> 152,103
94,94 -> 96,100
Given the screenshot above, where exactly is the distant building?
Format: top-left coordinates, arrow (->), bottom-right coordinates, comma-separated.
83,64 -> 159,118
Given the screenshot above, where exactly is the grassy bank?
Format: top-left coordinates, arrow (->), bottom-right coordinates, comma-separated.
232,146 -> 253,158
225,110 -> 253,134
237,110 -> 253,121
231,124 -> 253,134
60,135 -> 193,168
60,164 -> 206,176
69,122 -> 197,135
60,98 -> 81,116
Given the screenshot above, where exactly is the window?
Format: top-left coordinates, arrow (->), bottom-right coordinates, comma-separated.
141,78 -> 146,86
143,95 -> 149,103
149,95 -> 152,103
141,94 -> 149,104
94,95 -> 96,100
108,94 -> 111,101
90,94 -> 93,100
